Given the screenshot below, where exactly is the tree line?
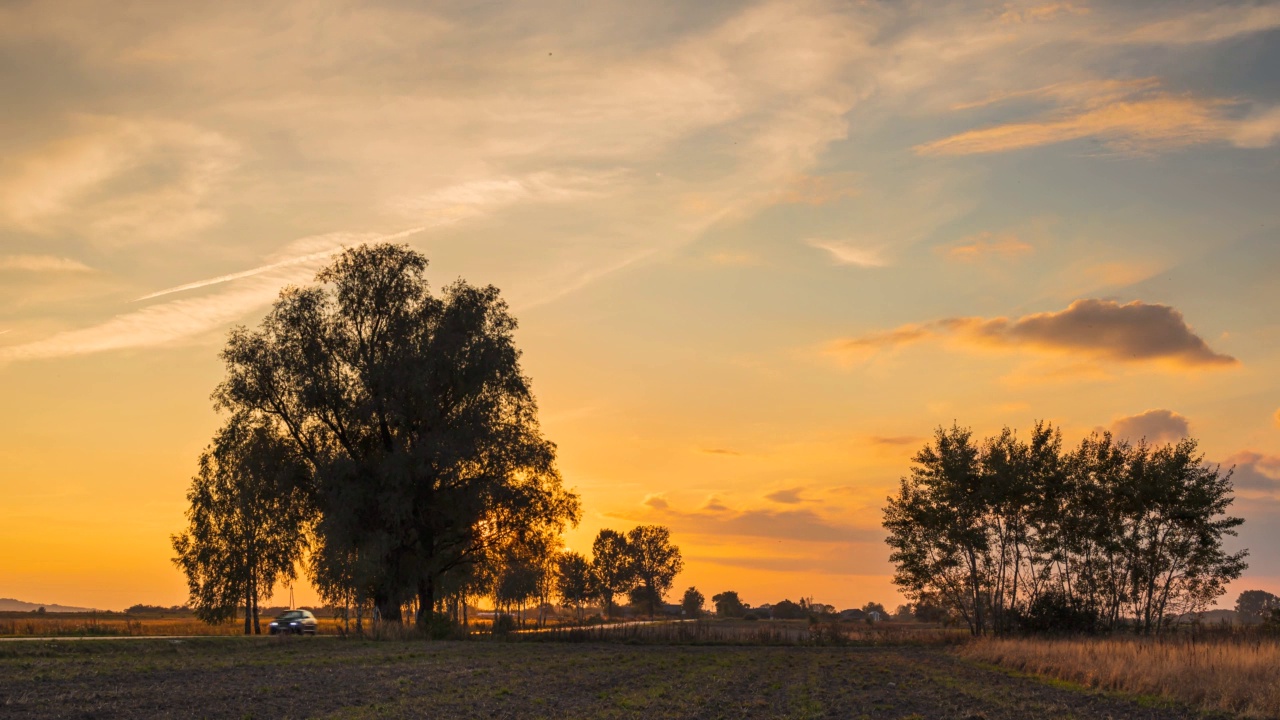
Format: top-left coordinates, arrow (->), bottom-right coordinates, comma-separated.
170,244 -> 679,634
883,423 -> 1248,636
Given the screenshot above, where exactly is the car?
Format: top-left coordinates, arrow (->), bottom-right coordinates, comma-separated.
268,609 -> 318,635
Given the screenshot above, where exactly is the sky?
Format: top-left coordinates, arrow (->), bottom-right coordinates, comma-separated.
1,0 -> 1279,612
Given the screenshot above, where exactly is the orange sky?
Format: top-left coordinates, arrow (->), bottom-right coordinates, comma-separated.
2,0 -> 1279,612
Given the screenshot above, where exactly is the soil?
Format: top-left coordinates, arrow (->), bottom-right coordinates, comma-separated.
0,637 -> 1225,719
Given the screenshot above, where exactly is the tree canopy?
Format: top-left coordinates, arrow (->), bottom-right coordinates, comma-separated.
884,422 -> 1247,636
171,413 -> 310,633
209,243 -> 580,627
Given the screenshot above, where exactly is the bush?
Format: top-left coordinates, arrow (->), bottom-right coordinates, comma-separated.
492,614 -> 517,635
743,613 -> 759,621
1019,591 -> 1099,635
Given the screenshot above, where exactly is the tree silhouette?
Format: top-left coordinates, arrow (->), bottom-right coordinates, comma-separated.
591,529 -> 634,619
1235,590 -> 1280,624
884,422 -> 1247,636
712,590 -> 746,618
172,414 -> 309,634
626,525 -> 683,617
681,587 -> 705,619
556,551 -> 594,624
214,244 -> 579,628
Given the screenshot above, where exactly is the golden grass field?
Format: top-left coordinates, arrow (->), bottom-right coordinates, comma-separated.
961,634 -> 1280,719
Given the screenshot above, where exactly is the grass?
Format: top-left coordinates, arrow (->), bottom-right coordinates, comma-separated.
959,633 -> 1280,718
514,619 -> 967,647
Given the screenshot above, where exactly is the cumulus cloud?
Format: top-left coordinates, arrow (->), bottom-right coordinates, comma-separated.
827,299 -> 1236,369
0,255 -> 92,272
642,494 -> 669,510
1109,409 -> 1190,445
1223,451 -> 1280,493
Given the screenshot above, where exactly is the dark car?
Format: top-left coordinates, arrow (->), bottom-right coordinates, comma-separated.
268,609 -> 318,635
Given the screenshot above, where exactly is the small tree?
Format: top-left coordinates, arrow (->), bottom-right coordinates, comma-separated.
591,529 -> 634,619
712,590 -> 746,618
171,414 -> 310,634
556,551 -> 594,624
1235,590 -> 1280,624
626,525 -> 683,617
681,587 -> 705,618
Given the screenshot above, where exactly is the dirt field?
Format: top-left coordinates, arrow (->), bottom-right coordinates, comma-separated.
0,637 -> 1225,719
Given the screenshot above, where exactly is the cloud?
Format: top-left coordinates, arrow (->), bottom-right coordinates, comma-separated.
1121,4 -> 1280,45
940,232 -> 1033,262
0,255 -> 92,272
918,93 -> 1236,156
806,239 -> 888,268
0,271 -> 302,363
1233,106 -> 1280,149
869,435 -> 923,446
764,487 -> 805,504
827,299 -> 1236,369
642,494 -> 669,510
618,496 -> 879,544
1223,451 -> 1280,493
700,447 -> 742,456
1109,409 -> 1190,445
135,226 -> 428,301
0,116 -> 238,243
998,2 -> 1090,25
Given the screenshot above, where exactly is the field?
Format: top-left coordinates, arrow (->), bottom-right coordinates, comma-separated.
0,612 -> 346,638
961,635 -> 1280,719
0,634 -> 1227,720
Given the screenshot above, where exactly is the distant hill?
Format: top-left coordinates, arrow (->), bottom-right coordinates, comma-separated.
0,598 -> 95,613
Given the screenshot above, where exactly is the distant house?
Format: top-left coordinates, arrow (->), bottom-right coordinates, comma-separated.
866,611 -> 882,623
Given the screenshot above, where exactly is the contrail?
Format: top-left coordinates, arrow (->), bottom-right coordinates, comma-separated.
134,226 -> 427,302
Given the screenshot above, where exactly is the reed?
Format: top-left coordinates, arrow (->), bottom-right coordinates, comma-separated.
960,634 -> 1280,718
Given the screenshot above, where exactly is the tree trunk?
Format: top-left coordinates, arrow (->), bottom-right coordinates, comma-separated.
416,574 -> 436,631
252,580 -> 261,635
244,585 -> 252,635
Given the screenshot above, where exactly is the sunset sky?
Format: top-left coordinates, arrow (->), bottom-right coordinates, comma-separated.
2,0 -> 1279,612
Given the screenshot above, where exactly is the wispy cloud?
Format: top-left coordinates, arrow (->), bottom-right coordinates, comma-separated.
939,232 -> 1033,262
0,255 -> 93,272
806,239 -> 888,268
919,93 -> 1238,157
1121,4 -> 1280,45
135,226 -> 428,301
0,271 -> 302,363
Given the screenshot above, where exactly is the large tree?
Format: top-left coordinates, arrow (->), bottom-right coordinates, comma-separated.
626,525 -> 683,617
172,414 -> 310,634
1235,590 -> 1280,624
214,244 -> 579,627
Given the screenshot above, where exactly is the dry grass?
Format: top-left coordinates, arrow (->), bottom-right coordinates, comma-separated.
0,614 -> 345,637
514,618 -> 968,646
960,634 -> 1280,718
